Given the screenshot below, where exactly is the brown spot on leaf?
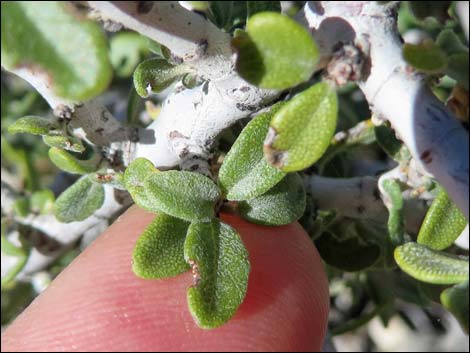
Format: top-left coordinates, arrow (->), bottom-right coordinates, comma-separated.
263,126 -> 287,168
96,173 -> 114,182
188,259 -> 201,286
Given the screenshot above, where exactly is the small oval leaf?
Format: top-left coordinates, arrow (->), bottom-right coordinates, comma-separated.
110,32 -> 149,78
238,173 -> 306,225
265,82 -> 338,172
8,116 -> 57,136
233,12 -> 319,89
54,176 -> 105,223
403,41 -> 448,73
133,214 -> 190,279
1,2 -> 112,101
124,158 -> 159,212
219,103 -> 286,201
42,135 -> 85,153
395,242 -> 469,285
446,52 -> 469,90
48,147 -> 97,175
436,29 -> 468,57
133,58 -> 187,97
184,219 -> 250,329
418,188 -> 467,250
124,158 -> 159,188
441,281 -> 469,333
143,171 -> 220,222
30,189 -> 55,215
13,198 -> 30,218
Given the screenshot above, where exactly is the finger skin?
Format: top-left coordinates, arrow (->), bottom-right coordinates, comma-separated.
1,207 -> 329,352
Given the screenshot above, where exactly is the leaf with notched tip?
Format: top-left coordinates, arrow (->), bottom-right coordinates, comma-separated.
264,82 -> 338,172
184,219 -> 250,329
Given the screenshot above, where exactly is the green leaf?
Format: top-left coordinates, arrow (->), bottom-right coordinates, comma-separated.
218,103 -> 286,201
1,251 -> 28,289
374,125 -> 411,162
316,230 -> 381,272
1,234 -> 27,258
184,219 -> 250,329
30,189 -> 55,214
247,2 -> 281,17
8,116 -> 57,136
54,175 -> 105,223
418,188 -> 467,250
382,179 -> 405,246
446,53 -> 469,90
143,171 -> 220,222
1,1 -> 112,101
124,158 -> 159,212
436,29 -> 468,56
124,158 -> 158,188
132,214 -> 190,279
181,73 -> 202,89
402,41 -> 448,73
42,135 -> 85,153
395,242 -> 469,285
233,12 -> 319,89
133,58 -> 188,97
238,173 -> 306,225
110,32 -> 149,78
265,82 -> 338,172
48,147 -> 97,175
441,281 -> 469,333
12,198 -> 30,218
208,1 -> 247,30
1,234 -> 30,288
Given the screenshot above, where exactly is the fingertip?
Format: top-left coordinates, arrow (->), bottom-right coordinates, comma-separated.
2,208 -> 329,352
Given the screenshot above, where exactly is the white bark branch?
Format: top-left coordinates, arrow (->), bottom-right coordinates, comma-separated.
87,1 -> 279,169
306,175 -> 427,236
87,1 -> 233,79
306,175 -> 387,223
302,1 -> 469,218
